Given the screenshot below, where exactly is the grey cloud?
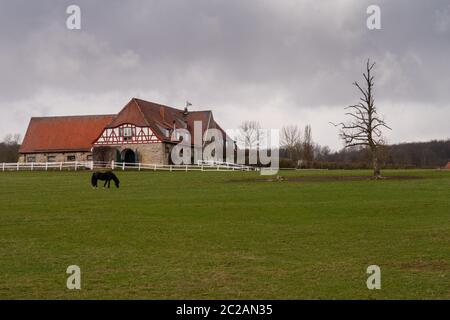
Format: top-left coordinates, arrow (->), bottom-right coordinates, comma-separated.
1,0 -> 450,149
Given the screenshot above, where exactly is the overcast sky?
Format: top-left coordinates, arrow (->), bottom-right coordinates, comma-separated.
1,0 -> 450,150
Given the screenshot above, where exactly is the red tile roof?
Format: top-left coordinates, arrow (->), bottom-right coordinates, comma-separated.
19,115 -> 115,153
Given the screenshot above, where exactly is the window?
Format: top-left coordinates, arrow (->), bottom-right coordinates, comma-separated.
47,155 -> 56,162
123,127 -> 133,137
27,156 -> 36,163
87,155 -> 93,161
67,155 -> 76,161
120,126 -> 134,141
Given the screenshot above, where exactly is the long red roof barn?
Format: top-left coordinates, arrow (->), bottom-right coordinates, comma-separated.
19,115 -> 116,153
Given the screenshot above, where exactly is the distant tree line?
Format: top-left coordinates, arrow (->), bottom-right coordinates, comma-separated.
324,140 -> 450,169
279,139 -> 450,169
1,129 -> 449,169
234,120 -> 450,169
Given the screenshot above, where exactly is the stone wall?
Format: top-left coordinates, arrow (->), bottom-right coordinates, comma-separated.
19,143 -> 173,165
134,143 -> 170,165
18,152 -> 92,163
93,142 -> 172,165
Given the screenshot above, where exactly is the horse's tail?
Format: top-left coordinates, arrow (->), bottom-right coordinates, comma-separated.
91,172 -> 97,187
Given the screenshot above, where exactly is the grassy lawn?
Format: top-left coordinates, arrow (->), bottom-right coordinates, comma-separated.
0,169 -> 448,299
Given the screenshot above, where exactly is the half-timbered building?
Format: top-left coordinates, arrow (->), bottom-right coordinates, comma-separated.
19,98 -> 229,165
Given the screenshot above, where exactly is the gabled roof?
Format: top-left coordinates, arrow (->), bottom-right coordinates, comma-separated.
19,115 -> 115,153
108,98 -> 228,143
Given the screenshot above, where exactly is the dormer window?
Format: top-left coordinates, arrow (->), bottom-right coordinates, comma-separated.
156,123 -> 170,138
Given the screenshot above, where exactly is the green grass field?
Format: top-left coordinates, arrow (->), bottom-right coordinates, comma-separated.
0,169 -> 448,299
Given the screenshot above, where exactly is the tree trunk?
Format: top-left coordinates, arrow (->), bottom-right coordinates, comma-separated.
372,148 -> 381,179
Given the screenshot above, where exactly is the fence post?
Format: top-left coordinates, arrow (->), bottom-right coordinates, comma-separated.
185,165 -> 188,172
111,160 -> 115,170
45,162 -> 48,171
201,165 -> 204,171
122,162 -> 125,171
60,162 -> 63,171
170,165 -> 172,172
90,161 -> 94,170
75,161 -> 78,171
138,162 -> 141,171
31,162 -> 34,171
17,162 -> 19,171
2,163 -> 4,172
217,165 -> 220,171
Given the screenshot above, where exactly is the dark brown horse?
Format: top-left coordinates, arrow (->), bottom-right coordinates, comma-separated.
91,171 -> 120,188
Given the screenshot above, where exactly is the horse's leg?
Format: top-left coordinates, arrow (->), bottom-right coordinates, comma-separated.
103,179 -> 107,188
91,174 -> 97,189
108,179 -> 111,188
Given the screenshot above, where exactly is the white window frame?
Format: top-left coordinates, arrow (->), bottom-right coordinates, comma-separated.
123,127 -> 133,137
27,156 -> 36,163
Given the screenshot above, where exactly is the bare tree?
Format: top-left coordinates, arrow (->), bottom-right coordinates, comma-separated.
238,121 -> 262,149
281,125 -> 302,161
302,124 -> 314,167
331,59 -> 391,178
0,133 -> 21,162
3,133 -> 21,145
237,121 -> 263,165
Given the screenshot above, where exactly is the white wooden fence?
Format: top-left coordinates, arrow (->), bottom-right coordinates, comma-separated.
1,161 -> 258,172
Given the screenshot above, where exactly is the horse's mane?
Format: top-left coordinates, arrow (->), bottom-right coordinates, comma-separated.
110,172 -> 120,183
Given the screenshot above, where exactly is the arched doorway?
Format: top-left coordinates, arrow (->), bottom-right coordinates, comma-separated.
122,149 -> 136,164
